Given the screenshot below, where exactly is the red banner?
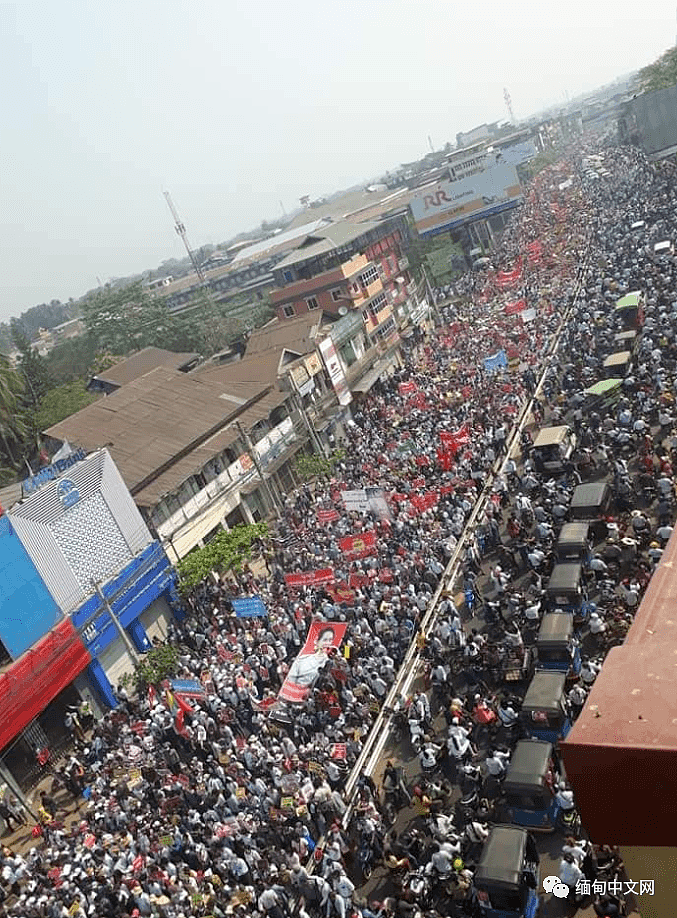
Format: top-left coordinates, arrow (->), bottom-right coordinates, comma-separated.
326,582 -> 356,604
398,381 -> 417,395
284,568 -> 336,588
378,568 -> 394,583
338,532 -> 378,560
504,299 -> 527,316
348,572 -> 371,589
317,509 -> 339,524
411,491 -> 439,513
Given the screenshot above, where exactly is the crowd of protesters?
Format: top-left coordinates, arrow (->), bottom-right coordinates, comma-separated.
1,142 -> 674,918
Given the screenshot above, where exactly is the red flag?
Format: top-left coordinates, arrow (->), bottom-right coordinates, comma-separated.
338,532 -> 377,560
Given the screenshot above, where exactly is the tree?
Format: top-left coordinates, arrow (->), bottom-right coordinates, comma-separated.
118,643 -> 180,694
81,280 -> 176,355
34,381 -> 97,430
638,46 -> 677,93
176,522 -> 268,593
44,334 -> 100,385
10,320 -> 53,408
293,448 -> 345,483
0,357 -> 29,477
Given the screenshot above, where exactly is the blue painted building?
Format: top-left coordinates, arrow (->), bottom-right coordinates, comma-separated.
9,448 -> 183,713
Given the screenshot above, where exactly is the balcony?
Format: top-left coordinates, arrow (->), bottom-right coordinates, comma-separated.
349,276 -> 383,306
270,254 -> 370,305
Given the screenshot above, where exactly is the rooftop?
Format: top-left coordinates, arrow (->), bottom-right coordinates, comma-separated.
244,312 -> 327,356
230,218 -> 332,265
274,220 -> 383,271
89,347 -> 199,389
44,366 -> 280,504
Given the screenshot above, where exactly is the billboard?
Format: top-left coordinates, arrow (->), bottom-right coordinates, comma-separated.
318,337 -> 352,406
410,164 -> 523,236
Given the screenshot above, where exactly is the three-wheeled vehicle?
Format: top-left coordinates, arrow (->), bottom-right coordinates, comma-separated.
555,521 -> 592,566
613,329 -> 639,354
602,350 -> 632,379
570,480 -> 612,540
474,825 -> 540,918
546,562 -> 590,623
535,612 -> 581,677
503,740 -> 561,832
615,290 -> 644,330
521,670 -> 572,742
581,378 -> 623,414
531,425 -> 576,474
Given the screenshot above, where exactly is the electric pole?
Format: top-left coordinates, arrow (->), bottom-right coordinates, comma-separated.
504,87 -> 515,124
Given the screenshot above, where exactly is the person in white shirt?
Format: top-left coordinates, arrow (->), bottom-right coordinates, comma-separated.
447,720 -> 473,762
580,659 -> 601,685
588,612 -> 606,636
558,853 -> 584,898
485,749 -> 510,778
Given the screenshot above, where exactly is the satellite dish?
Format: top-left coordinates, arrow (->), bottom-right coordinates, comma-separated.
338,306 -> 348,316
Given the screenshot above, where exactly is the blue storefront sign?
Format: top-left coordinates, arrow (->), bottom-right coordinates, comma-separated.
72,541 -> 177,707
21,448 -> 87,496
232,596 -> 268,618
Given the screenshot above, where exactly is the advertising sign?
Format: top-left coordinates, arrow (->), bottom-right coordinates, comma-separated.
279,621 -> 347,703
341,487 -> 391,519
318,337 -> 352,406
410,164 -> 523,236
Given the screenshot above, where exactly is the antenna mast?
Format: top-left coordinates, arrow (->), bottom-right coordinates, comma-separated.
163,190 -> 208,285
503,87 -> 515,124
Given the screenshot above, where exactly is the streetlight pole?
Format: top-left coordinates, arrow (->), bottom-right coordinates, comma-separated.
92,581 -> 142,664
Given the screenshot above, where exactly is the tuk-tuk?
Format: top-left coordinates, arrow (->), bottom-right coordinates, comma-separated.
503,740 -> 561,832
535,613 -> 581,676
474,825 -> 540,918
555,521 -> 591,565
521,670 -> 572,742
613,329 -> 639,354
615,290 -> 644,330
531,425 -> 576,474
581,377 -> 623,414
570,480 -> 612,540
602,350 -> 632,379
546,562 -> 590,623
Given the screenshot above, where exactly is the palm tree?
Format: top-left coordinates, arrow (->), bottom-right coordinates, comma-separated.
0,357 -> 29,475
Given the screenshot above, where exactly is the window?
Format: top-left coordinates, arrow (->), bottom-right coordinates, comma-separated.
306,296 -> 319,310
368,292 -> 388,317
359,264 -> 380,287
283,304 -> 296,317
331,288 -> 343,302
283,270 -> 294,283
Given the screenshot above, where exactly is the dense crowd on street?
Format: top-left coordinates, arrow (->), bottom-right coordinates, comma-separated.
1,141 -> 675,918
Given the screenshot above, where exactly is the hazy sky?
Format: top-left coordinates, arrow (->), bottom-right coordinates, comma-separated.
1,0 -> 675,319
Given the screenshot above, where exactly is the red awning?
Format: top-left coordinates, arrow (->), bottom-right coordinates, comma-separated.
0,618 -> 91,751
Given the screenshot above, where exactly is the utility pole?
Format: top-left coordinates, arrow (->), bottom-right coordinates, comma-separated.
93,581 -> 141,665
288,375 -> 327,458
0,759 -> 37,822
234,420 -> 282,520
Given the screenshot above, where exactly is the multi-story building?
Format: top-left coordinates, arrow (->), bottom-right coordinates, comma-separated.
269,218 -> 412,350
0,448 -> 179,789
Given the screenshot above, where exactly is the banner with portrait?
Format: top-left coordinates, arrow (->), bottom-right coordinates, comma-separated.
278,622 -> 347,703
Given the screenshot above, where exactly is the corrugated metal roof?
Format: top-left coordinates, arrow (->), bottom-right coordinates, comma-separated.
91,347 -> 198,387
243,313 -> 324,356
273,220 -> 383,270
44,367 -> 275,496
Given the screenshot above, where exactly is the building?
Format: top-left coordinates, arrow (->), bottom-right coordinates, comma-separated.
0,448 -> 179,789
269,219 -> 413,351
42,366 -> 303,561
562,525 -> 677,916
87,346 -> 200,394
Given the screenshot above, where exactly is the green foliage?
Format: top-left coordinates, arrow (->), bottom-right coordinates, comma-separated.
11,321 -> 53,409
119,642 -> 180,693
44,334 -> 100,385
82,280 -> 176,355
34,381 -> 97,430
293,448 -> 345,483
0,357 -> 29,473
176,521 -> 269,592
638,46 -> 677,93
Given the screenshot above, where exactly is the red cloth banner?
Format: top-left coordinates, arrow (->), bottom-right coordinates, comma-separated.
411,491 -> 439,513
326,583 -> 356,604
317,509 -> 339,524
338,532 -> 378,561
398,381 -> 417,395
284,568 -> 336,588
348,572 -> 371,589
504,299 -> 527,316
378,568 -> 394,583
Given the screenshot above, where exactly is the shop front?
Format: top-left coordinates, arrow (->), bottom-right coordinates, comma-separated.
72,541 -> 179,708
0,618 -> 91,789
